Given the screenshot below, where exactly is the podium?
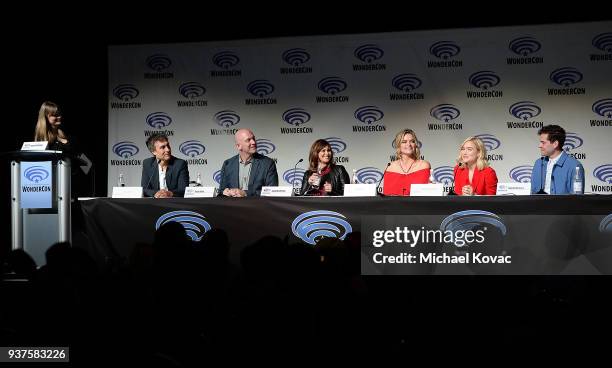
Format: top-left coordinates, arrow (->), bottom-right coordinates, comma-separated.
8,150 -> 72,266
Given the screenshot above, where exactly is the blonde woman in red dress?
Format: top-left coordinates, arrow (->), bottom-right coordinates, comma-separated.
383,129 -> 431,196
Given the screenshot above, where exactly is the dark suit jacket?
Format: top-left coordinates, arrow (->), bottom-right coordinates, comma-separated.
218,153 -> 278,196
300,164 -> 350,196
141,156 -> 189,197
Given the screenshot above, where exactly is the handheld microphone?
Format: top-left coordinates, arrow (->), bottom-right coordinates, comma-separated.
293,158 -> 303,195
536,156 -> 547,194
375,162 -> 391,196
447,162 -> 462,196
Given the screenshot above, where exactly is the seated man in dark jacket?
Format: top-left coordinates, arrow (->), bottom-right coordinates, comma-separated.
141,133 -> 189,198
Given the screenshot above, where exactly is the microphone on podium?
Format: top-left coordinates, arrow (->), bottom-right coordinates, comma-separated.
375,162 -> 391,196
293,158 -> 304,195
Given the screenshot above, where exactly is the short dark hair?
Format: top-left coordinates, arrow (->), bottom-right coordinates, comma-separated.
146,133 -> 169,152
538,124 -> 565,150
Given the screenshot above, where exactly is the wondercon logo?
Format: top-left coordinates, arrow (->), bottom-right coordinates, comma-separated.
509,36 -> 541,56
469,71 -> 500,90
355,167 -> 383,184
432,166 -> 454,185
474,134 -> 501,151
214,110 -> 240,128
112,141 -> 139,158
113,84 -> 139,101
440,210 -> 507,247
354,44 -> 384,63
179,140 -> 206,157
354,106 -> 384,124
146,54 -> 172,71
600,214 -> 612,233
324,137 -> 347,153
593,164 -> 612,184
282,108 -> 311,126
430,104 -> 460,122
563,133 -> 584,152
155,211 -> 211,242
213,170 -> 222,185
550,67 -> 583,87
247,80 -> 275,97
23,166 -> 49,183
291,210 -> 353,245
212,51 -> 240,69
283,168 -> 306,186
179,82 -> 206,99
509,101 -> 541,120
592,32 -> 612,53
509,165 -> 533,183
282,48 -> 310,66
145,112 -> 172,128
318,77 -> 347,95
429,41 -> 460,59
256,139 -> 276,155
392,74 -> 422,92
592,98 -> 612,119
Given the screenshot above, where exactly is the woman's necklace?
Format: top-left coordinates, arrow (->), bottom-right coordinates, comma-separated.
399,159 -> 416,174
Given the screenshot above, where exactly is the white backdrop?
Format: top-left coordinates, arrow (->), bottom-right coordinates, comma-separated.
108,21 -> 612,195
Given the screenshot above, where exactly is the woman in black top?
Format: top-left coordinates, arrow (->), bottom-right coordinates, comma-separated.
300,139 -> 350,196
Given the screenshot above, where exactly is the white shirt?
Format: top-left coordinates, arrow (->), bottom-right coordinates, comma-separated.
544,154 -> 560,194
158,164 -> 167,190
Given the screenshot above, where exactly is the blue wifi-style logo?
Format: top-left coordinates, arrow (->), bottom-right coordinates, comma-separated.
145,112 -> 172,128
213,170 -> 222,185
593,164 -> 612,184
179,82 -> 206,99
179,140 -> 206,157
283,168 -> 306,186
474,134 -> 501,151
212,51 -> 240,69
429,41 -> 460,59
256,139 -> 276,155
282,48 -> 310,66
112,141 -> 139,158
324,137 -> 347,154
354,44 -> 384,63
23,166 -> 49,183
291,210 -> 353,245
354,106 -> 384,124
592,32 -> 612,53
562,133 -> 584,152
214,110 -> 240,128
155,211 -> 212,242
392,74 -> 422,92
509,101 -> 541,120
600,214 -> 612,233
355,167 -> 383,184
247,80 -> 275,97
282,108 -> 311,126
440,210 -> 507,247
550,67 -> 583,87
146,54 -> 172,71
592,98 -> 612,119
432,166 -> 454,185
509,36 -> 541,56
318,77 -> 347,95
509,165 -> 533,183
469,71 -> 500,90
113,84 -> 139,101
430,104 -> 460,122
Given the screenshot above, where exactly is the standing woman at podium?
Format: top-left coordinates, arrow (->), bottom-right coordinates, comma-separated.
34,101 -> 71,152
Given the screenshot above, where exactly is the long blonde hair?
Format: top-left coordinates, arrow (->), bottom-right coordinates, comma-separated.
457,136 -> 490,170
34,101 -> 65,144
393,129 -> 421,161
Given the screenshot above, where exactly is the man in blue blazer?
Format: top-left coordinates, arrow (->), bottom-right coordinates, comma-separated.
218,129 -> 278,197
141,133 -> 189,198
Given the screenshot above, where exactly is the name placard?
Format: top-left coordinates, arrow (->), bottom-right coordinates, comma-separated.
112,186 -> 143,198
261,186 -> 294,197
21,141 -> 49,151
410,183 -> 444,196
344,184 -> 377,197
184,186 -> 216,198
496,182 -> 530,195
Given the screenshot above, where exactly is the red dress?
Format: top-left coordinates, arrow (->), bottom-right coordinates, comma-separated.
453,165 -> 498,195
383,168 -> 431,196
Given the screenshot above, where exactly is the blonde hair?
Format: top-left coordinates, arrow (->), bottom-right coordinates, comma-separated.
457,136 -> 490,170
393,129 -> 421,161
34,101 -> 65,144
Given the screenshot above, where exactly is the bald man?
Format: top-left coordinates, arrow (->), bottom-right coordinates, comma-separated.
218,129 -> 278,197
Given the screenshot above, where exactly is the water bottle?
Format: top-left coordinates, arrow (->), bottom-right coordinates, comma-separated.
118,173 -> 125,187
352,169 -> 357,184
196,173 -> 202,186
573,166 -> 582,194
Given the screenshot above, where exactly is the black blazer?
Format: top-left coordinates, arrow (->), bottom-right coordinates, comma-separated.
300,164 -> 350,196
141,156 -> 189,197
218,153 -> 279,196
